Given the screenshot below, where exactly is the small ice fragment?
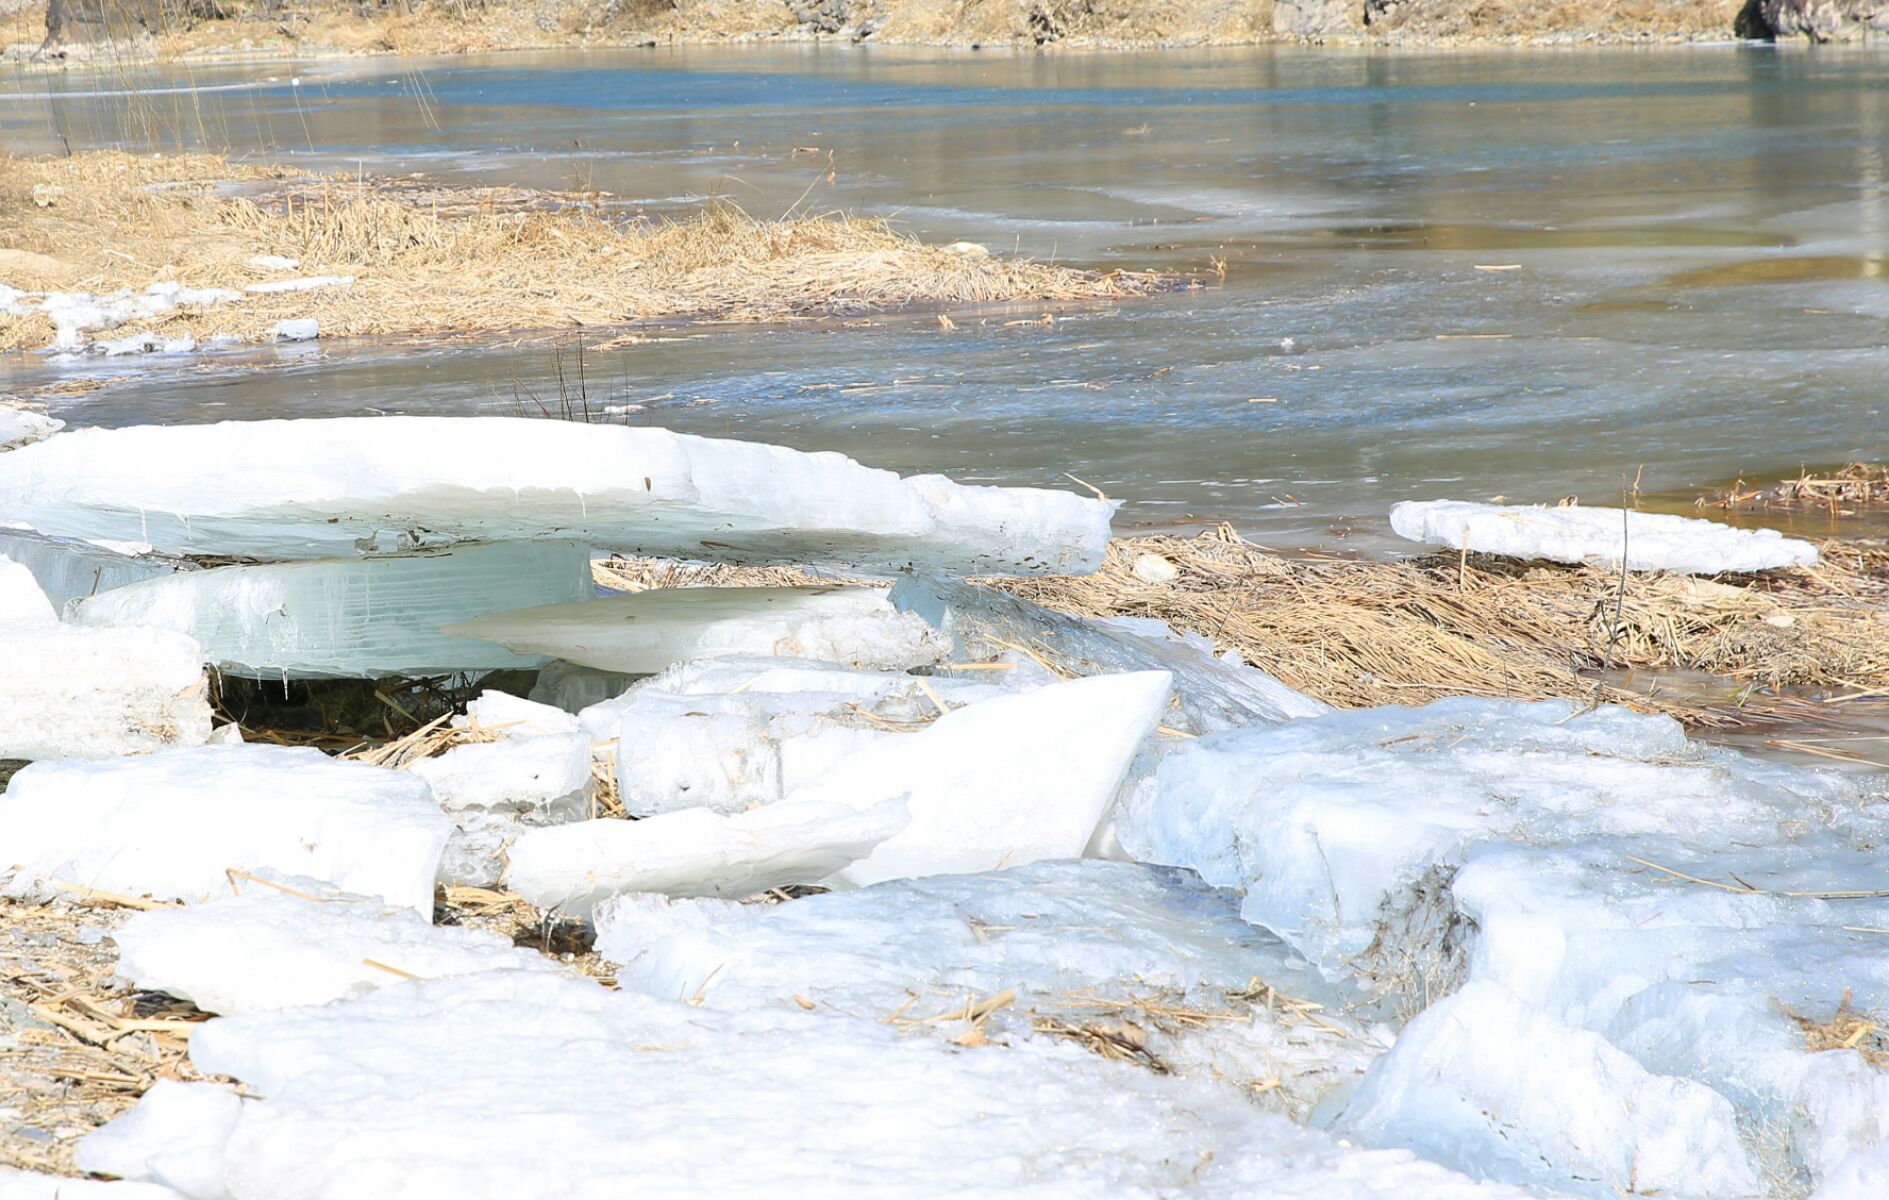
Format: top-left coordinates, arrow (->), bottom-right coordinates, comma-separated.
506,796 -> 909,912
1130,551 -> 1179,584
244,275 -> 353,294
444,584 -> 952,675
268,318 -> 319,341
0,406 -> 62,449
0,746 -> 450,909
1389,499 -> 1818,574
114,886 -> 560,1013
95,332 -> 196,356
73,1079 -> 242,1199
247,255 -> 301,271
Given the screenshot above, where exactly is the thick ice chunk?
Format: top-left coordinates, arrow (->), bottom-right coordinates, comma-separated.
410,732 -> 591,819
1390,500 -> 1817,574
597,860 -> 1381,1119
0,528 -> 176,607
169,969 -> 1558,1200
70,541 -> 593,679
73,1079 -> 242,1200
1116,696 -> 1856,994
443,584 -> 952,674
0,406 -> 61,449
0,418 -> 1115,575
0,746 -> 451,910
1340,981 -> 1762,1199
1448,845 -> 1889,1188
505,798 -> 908,912
114,885 -> 561,1014
890,575 -> 1329,732
584,656 -> 1002,817
0,563 -> 213,761
526,660 -> 637,713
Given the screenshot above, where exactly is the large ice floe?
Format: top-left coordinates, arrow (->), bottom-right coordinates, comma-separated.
595,860 -> 1384,1120
0,746 -> 450,909
70,540 -> 593,678
0,406 -> 61,449
104,967 -> 1556,1200
1390,499 -> 1818,574
114,883 -> 561,1014
0,417 -> 1114,574
0,554 -> 213,760
444,584 -> 953,674
1121,694 -> 1889,1197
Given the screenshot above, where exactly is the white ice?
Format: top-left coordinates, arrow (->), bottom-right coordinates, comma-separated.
0,282 -> 239,352
243,276 -> 353,294
1340,981 -> 1763,1199
505,797 -> 909,912
597,859 -> 1382,1119
794,669 -> 1173,887
0,555 -> 213,761
73,1080 -> 243,1200
0,417 -> 1116,575
113,884 -> 561,1014
247,255 -> 300,271
267,318 -> 318,342
582,655 -> 1004,817
1116,696 -> 1858,989
96,331 -> 197,356
1389,499 -> 1818,574
0,1174 -> 185,1199
444,584 -> 952,675
411,696 -> 592,818
890,575 -> 1329,731
160,968 -> 1563,1199
70,541 -> 593,679
0,746 -> 451,910
0,406 -> 61,449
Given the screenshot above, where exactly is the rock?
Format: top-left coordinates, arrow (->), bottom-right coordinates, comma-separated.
1754,0 -> 1889,39
1273,0 -> 1363,37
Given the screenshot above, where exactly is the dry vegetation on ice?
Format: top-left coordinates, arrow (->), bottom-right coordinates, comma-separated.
0,151 -> 1158,353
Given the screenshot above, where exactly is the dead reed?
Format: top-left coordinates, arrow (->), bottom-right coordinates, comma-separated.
0,151 -> 1159,352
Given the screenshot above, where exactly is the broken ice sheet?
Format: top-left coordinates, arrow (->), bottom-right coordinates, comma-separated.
71,541 -> 593,679
580,655 -> 1006,817
1115,695 -> 1864,1002
163,969 -> 1565,1199
596,860 -> 1382,1120
1389,499 -> 1818,574
114,884 -> 562,1014
0,417 -> 1115,575
0,527 -> 175,608
0,746 -> 451,911
0,554 -> 213,761
444,584 -> 953,675
889,574 -> 1329,733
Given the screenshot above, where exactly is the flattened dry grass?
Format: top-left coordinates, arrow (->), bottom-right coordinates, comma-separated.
0,151 -> 1159,351
991,527 -> 1889,726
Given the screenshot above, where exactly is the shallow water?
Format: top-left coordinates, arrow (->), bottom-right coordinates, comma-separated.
4,46 -> 1889,549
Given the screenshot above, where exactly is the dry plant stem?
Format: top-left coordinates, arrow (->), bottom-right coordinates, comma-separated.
1,151 -> 1163,352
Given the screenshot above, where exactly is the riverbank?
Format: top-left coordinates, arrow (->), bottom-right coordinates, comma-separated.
13,0 -> 1868,65
0,151 -> 1159,356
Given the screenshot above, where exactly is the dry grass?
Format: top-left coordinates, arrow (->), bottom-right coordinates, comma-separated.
1703,464 -> 1889,521
0,151 -> 1159,352
1785,989 -> 1889,1069
991,527 -> 1889,727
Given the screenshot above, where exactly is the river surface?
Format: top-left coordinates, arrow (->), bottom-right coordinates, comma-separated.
3,46 -> 1888,550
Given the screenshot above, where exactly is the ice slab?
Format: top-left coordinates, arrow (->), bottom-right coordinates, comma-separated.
0,418 -> 1115,575
1115,696 -> 1858,1000
0,528 -> 176,607
0,406 -> 61,449
0,561 -> 213,761
443,584 -> 952,675
1340,981 -> 1762,1200
597,860 -> 1381,1119
114,885 -> 561,1014
890,575 -> 1329,733
71,541 -> 593,679
168,969 -> 1561,1200
584,655 -> 1004,817
1447,845 -> 1889,1189
1390,500 -> 1818,574
0,746 -> 451,910
790,670 -> 1173,887
73,1079 -> 242,1200
505,797 -> 909,912
412,725 -> 592,818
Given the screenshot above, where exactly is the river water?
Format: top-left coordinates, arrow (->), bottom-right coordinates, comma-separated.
3,46 -> 1887,549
